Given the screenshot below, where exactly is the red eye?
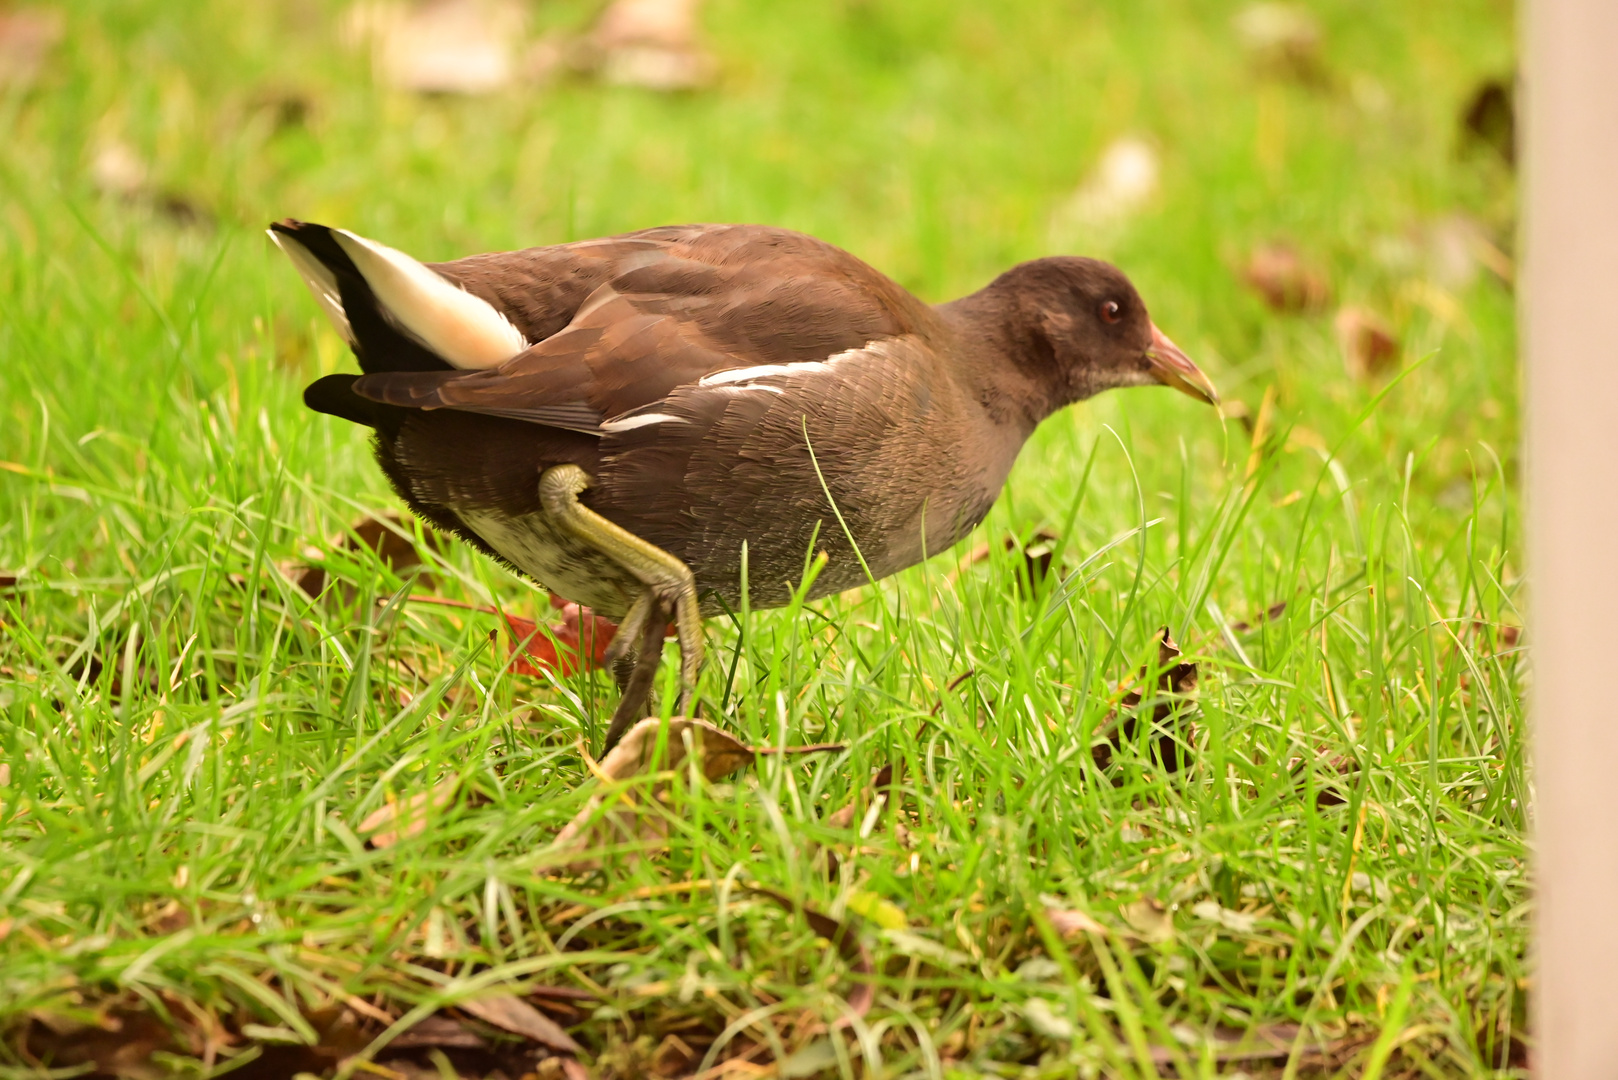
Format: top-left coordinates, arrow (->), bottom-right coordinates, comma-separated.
1100,300 -> 1122,324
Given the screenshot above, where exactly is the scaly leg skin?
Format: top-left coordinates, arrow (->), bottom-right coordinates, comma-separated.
600,600 -> 670,753
604,590 -> 655,693
539,465 -> 704,751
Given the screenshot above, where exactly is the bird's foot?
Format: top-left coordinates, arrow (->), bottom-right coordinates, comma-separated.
539,464 -> 704,754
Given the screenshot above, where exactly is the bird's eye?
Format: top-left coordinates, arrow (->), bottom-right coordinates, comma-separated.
1100,300 -> 1122,324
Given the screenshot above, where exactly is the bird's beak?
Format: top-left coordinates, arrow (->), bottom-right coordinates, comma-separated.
1146,324 -> 1219,405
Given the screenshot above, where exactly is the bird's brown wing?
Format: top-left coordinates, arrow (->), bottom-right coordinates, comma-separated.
591,335 -> 997,608
355,224 -> 934,433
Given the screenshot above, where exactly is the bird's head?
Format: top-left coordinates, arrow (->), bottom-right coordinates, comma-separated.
1003,256 -> 1219,408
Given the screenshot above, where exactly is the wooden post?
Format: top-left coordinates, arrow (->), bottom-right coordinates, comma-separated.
1526,1 -> 1618,1076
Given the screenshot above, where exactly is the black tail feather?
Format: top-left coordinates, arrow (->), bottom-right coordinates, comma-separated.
303,373 -> 401,433
271,219 -> 452,376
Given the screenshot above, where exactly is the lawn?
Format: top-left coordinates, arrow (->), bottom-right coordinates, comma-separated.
0,1 -> 1524,1077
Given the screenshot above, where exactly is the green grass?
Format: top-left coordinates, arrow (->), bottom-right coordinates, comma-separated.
0,0 -> 1523,1076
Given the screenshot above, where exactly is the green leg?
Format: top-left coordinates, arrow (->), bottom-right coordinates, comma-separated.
540,465 -> 704,747
600,601 -> 669,753
603,590 -> 655,692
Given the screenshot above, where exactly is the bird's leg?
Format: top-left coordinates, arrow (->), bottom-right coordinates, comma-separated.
539,465 -> 704,739
603,590 -> 655,694
600,597 -> 671,753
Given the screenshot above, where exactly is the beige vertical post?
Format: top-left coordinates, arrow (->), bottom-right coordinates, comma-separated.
1527,1 -> 1618,1076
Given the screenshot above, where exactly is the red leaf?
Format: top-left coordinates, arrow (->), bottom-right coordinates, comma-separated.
409,593 -> 672,678
503,603 -> 619,677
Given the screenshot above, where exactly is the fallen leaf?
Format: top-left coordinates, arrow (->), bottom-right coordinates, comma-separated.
0,8 -> 61,87
1145,1023 -> 1367,1070
1290,748 -> 1358,808
1472,619 -> 1521,653
779,1037 -> 839,1078
90,138 -> 150,198
1022,996 -> 1076,1041
86,136 -> 213,227
549,718 -> 842,869
358,777 -> 461,849
1045,903 -> 1108,938
845,890 -> 907,931
958,530 -> 1063,595
503,602 -> 621,678
350,0 -> 527,94
24,1003 -> 176,1079
458,992 -> 580,1053
1050,135 -> 1159,240
410,593 -> 644,677
652,1033 -> 700,1077
1230,600 -> 1288,633
248,86 -> 316,132
288,511 -> 440,598
1233,3 -> 1326,84
1242,243 -> 1331,312
1335,305 -> 1400,380
825,763 -> 896,831
388,1014 -> 488,1050
1092,628 -> 1199,773
1122,898 -> 1175,943
1461,75 -> 1515,166
588,0 -> 714,90
1217,399 -> 1255,434
1191,899 -> 1258,934
747,885 -> 874,1023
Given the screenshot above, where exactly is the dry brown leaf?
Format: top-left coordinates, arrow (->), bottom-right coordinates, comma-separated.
1092,628 -> 1199,772
358,777 -> 461,849
1461,76 -> 1515,166
1230,600 -> 1288,633
90,138 -> 150,199
746,886 -> 875,1023
1242,243 -> 1331,312
825,763 -> 896,831
956,530 -> 1062,595
349,0 -> 526,94
651,1033 -> 698,1077
588,0 -> 714,90
1122,898 -> 1175,943
458,992 -> 580,1053
1045,904 -> 1109,938
288,511 -> 438,598
1049,136 -> 1159,241
1289,747 -> 1358,808
1233,3 -> 1326,84
388,1014 -> 487,1050
1335,305 -> 1400,381
24,1003 -> 176,1079
1144,1022 -> 1341,1066
1217,399 -> 1255,436
549,718 -> 842,869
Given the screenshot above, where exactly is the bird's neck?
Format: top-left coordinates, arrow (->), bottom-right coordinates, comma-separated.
934,284 -> 1063,437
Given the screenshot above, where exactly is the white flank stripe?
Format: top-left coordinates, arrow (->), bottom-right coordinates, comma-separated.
599,412 -> 686,433
333,229 -> 528,370
269,230 -> 354,344
698,341 -> 880,387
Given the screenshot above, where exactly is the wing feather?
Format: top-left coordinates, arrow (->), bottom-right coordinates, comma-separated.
349,224 -> 938,436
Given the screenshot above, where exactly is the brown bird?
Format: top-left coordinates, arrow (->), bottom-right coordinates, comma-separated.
271,221 -> 1218,749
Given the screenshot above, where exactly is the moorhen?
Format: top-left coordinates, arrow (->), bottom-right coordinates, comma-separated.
271,221 -> 1217,749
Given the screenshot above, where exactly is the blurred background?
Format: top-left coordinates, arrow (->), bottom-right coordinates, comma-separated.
1,0 -> 1516,489
0,4 -> 1527,1074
